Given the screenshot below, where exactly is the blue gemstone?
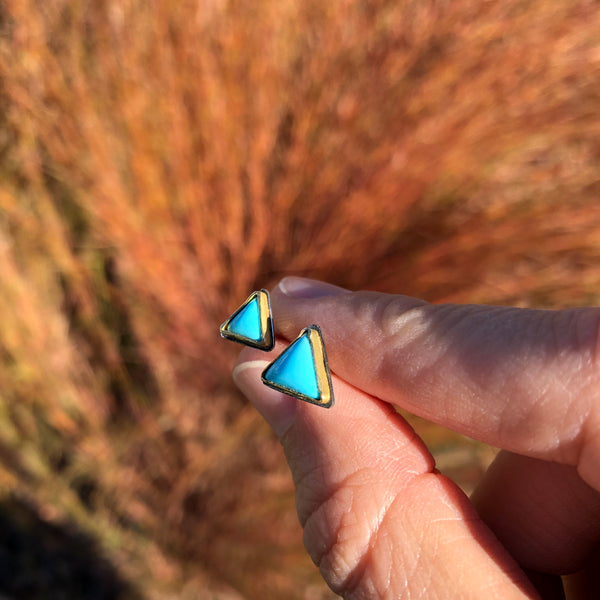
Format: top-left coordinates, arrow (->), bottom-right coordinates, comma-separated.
263,333 -> 319,400
227,296 -> 261,341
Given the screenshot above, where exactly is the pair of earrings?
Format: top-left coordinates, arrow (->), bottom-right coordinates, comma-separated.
220,289 -> 334,409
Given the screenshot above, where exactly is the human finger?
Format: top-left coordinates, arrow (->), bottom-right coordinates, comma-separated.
471,451 -> 600,576
234,346 -> 538,599
271,277 -> 600,491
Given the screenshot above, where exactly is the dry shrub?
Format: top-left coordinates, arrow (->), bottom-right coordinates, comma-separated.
0,0 -> 599,597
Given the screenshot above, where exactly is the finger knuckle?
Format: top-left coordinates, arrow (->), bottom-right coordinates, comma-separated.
300,469 -> 398,597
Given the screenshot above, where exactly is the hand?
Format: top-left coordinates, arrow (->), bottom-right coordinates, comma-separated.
233,277 -> 600,599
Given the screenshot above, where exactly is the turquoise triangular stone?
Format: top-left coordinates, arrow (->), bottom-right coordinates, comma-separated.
220,289 -> 274,351
227,296 -> 261,341
263,332 -> 319,400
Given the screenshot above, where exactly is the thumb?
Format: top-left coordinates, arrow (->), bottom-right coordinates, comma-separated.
233,346 -> 535,599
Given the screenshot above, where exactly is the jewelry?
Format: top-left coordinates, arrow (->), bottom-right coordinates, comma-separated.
220,289 -> 275,351
261,324 -> 334,408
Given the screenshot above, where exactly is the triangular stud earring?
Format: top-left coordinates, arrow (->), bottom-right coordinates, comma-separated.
220,289 -> 275,351
261,324 -> 334,408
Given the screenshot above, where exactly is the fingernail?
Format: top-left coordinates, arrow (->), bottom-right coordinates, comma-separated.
278,277 -> 350,299
233,359 -> 297,437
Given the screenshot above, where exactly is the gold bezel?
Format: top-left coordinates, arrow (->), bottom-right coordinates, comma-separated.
220,289 -> 274,351
261,324 -> 334,408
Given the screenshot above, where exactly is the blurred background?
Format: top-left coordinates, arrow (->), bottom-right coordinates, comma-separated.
0,0 -> 599,598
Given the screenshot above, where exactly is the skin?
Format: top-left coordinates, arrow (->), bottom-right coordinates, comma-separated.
232,277 -> 600,599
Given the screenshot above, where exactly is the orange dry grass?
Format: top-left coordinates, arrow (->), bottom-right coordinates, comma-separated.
0,0 -> 599,597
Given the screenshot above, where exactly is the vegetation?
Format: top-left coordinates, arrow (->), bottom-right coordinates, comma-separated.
0,0 -> 599,597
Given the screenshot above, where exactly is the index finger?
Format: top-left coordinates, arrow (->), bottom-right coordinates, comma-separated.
271,277 -> 600,490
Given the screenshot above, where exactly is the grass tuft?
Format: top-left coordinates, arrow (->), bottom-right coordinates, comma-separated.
0,0 -> 599,596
